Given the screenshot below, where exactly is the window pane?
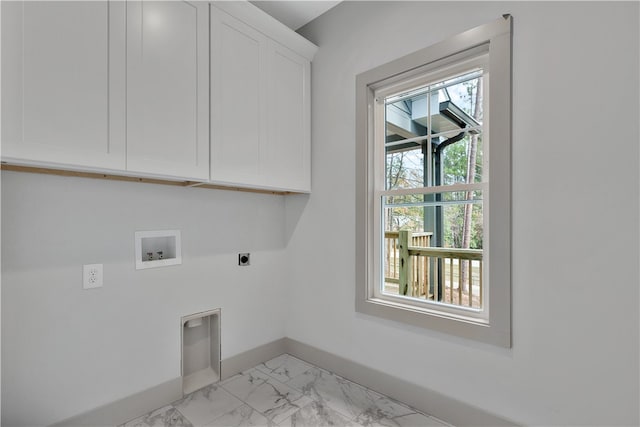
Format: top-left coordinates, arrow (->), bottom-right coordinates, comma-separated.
440,73 -> 483,123
442,203 -> 483,250
382,194 -> 483,310
385,92 -> 430,140
385,147 -> 425,190
440,133 -> 483,186
384,70 -> 484,191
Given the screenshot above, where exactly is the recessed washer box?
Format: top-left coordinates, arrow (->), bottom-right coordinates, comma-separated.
135,230 -> 181,270
181,308 -> 221,395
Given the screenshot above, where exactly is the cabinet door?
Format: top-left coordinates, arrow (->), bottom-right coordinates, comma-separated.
265,41 -> 311,192
1,1 -> 126,170
126,1 -> 209,180
209,6 -> 267,186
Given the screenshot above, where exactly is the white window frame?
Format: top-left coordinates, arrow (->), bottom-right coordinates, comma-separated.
373,56 -> 489,322
355,16 -> 512,347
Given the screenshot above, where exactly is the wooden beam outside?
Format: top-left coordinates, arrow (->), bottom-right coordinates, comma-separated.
398,230 -> 411,296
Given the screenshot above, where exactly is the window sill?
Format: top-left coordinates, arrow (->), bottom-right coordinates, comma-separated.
368,295 -> 488,325
356,296 -> 509,347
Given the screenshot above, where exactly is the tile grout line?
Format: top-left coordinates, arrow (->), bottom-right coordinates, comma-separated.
217,380 -> 276,425
219,368 -> 308,425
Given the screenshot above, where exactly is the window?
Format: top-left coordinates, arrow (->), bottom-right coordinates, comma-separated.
355,16 -> 512,347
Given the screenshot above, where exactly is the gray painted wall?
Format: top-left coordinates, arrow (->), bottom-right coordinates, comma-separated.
1,172 -> 290,425
291,1 -> 639,425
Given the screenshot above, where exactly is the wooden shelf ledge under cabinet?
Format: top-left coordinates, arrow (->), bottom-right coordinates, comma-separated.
0,163 -> 298,195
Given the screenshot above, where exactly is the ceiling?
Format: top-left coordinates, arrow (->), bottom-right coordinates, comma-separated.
250,1 -> 341,30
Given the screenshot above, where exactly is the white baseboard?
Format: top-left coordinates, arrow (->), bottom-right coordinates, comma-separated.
220,338 -> 288,380
48,339 -> 287,427
282,338 -> 518,427
49,377 -> 183,427
50,337 -> 516,427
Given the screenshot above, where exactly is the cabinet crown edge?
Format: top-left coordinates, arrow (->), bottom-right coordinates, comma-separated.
211,1 -> 318,60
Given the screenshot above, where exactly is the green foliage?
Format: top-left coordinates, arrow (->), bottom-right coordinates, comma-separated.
442,136 -> 483,185
442,141 -> 468,185
443,204 -> 483,249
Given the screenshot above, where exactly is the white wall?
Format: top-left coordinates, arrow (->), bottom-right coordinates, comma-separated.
290,2 -> 639,425
1,172 -> 289,426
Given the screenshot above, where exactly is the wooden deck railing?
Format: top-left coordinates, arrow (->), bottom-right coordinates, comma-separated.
384,231 -> 432,282
384,230 -> 483,308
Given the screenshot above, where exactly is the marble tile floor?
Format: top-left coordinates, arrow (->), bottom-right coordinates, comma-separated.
122,354 -> 451,427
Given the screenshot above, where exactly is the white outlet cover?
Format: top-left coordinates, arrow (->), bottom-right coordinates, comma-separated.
83,264 -> 103,290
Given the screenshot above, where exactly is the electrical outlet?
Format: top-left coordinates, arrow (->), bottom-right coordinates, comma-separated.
83,264 -> 103,289
238,253 -> 250,266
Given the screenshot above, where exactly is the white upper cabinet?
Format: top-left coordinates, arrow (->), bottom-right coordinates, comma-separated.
265,42 -> 311,191
210,3 -> 316,192
125,1 -> 210,180
1,1 -> 126,170
210,8 -> 267,187
2,1 -> 316,192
